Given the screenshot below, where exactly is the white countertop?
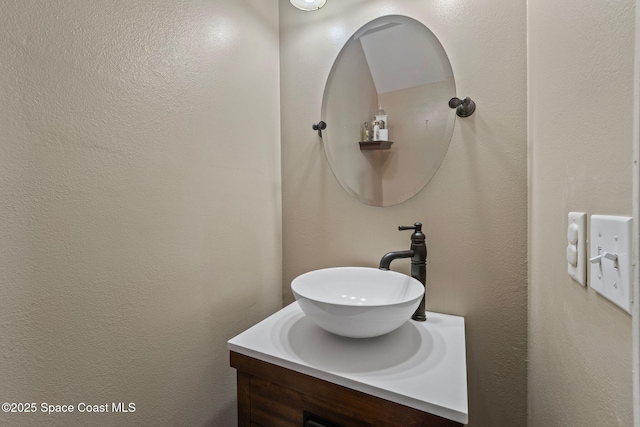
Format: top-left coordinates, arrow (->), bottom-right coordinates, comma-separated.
227,302 -> 468,424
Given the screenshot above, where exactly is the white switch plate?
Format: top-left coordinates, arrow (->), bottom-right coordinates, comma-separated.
567,212 -> 586,286
589,215 -> 632,314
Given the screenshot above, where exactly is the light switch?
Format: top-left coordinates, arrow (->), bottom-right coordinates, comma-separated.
589,215 -> 632,314
566,244 -> 577,267
567,212 -> 586,286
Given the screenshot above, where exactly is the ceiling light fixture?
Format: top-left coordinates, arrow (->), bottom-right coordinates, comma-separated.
290,0 -> 326,11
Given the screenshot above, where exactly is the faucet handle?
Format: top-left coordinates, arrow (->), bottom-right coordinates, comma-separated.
399,223 -> 422,232
399,223 -> 425,242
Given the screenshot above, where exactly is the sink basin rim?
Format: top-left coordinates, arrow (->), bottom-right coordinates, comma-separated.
291,267 -> 425,338
291,267 -> 424,308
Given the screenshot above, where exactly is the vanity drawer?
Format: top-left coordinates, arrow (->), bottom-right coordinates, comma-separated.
231,351 -> 462,427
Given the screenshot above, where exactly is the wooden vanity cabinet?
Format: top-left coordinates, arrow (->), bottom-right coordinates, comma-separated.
230,351 -> 463,427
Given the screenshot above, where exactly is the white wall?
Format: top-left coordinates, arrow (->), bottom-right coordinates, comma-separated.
280,0 -> 528,425
0,1 -> 281,426
528,0 -> 635,425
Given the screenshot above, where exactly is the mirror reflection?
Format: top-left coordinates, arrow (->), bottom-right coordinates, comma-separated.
321,15 -> 456,206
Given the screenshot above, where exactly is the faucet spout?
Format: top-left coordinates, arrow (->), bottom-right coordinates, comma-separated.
379,250 -> 415,270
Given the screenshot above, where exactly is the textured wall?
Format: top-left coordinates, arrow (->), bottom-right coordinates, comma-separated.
528,0 -> 635,426
280,1 -> 528,425
0,1 -> 281,426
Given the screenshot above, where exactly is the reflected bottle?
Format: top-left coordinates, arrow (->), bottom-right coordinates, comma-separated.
362,122 -> 371,141
375,106 -> 388,141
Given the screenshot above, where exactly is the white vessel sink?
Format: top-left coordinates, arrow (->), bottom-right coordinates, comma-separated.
291,267 -> 424,338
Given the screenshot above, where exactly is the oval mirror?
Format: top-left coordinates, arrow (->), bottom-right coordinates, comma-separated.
321,15 -> 456,206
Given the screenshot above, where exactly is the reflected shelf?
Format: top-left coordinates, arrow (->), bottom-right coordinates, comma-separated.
359,141 -> 394,150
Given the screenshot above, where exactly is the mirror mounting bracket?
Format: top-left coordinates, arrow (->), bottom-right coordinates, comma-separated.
312,121 -> 327,137
449,97 -> 476,117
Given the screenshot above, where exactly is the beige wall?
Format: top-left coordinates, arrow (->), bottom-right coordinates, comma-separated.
2,1 -> 633,426
528,1 -> 635,426
280,0 -> 528,425
0,1 -> 281,426
378,77 -> 455,205
322,39 -> 381,203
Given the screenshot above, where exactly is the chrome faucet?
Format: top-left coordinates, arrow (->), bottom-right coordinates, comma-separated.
379,223 -> 427,321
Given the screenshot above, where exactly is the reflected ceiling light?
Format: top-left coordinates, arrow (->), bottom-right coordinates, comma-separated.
290,0 -> 326,11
